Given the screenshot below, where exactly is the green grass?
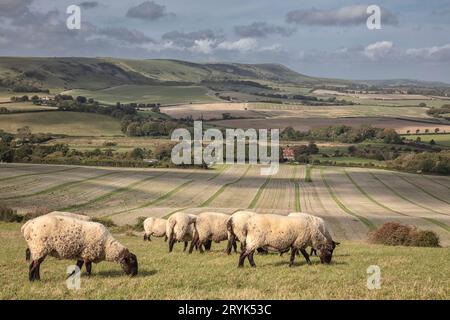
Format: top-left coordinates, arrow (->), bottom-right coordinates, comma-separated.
403,133 -> 450,147
65,85 -> 219,106
305,165 -> 313,183
1,222 -> 448,299
320,168 -> 375,230
0,111 -> 123,136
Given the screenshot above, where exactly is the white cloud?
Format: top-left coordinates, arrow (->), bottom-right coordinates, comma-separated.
406,44 -> 450,61
189,39 -> 216,54
364,41 -> 394,60
217,38 -> 258,52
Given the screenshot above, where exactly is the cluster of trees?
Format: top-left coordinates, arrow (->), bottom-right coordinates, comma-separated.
53,95 -> 184,137
387,151 -> 450,174
426,105 -> 450,119
281,125 -> 403,144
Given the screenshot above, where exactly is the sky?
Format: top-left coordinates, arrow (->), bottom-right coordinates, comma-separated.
0,0 -> 449,82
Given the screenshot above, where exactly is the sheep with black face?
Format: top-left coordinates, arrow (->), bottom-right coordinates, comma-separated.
22,215 -> 138,281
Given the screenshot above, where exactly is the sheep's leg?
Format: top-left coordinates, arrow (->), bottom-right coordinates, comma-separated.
310,248 -> 317,256
183,241 -> 188,252
189,232 -> 199,254
168,237 -> 176,253
85,261 -> 92,275
289,248 -> 297,267
248,251 -> 256,267
164,235 -> 168,242
232,240 -> 237,253
299,248 -> 312,265
205,239 -> 212,251
240,241 -> 245,252
29,256 -> 45,281
198,240 -> 205,254
143,234 -> 147,241
238,249 -> 253,268
25,248 -> 31,261
67,259 -> 84,279
226,234 -> 235,255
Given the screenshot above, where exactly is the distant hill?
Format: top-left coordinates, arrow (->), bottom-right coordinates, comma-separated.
0,56 -> 448,93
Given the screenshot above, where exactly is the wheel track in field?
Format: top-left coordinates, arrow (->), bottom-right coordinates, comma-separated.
345,170 -> 450,233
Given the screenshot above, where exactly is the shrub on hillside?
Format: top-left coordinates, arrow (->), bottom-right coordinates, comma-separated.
0,206 -> 22,222
91,217 -> 116,228
369,222 -> 440,247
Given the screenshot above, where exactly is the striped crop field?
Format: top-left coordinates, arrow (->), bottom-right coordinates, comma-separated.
1,163 -> 449,245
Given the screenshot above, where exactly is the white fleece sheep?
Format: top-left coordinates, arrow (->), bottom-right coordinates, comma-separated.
239,214 -> 336,267
166,212 -> 197,252
143,217 -> 167,241
288,212 -> 338,255
22,215 -> 138,281
226,211 -> 256,254
46,211 -> 92,221
189,212 -> 230,254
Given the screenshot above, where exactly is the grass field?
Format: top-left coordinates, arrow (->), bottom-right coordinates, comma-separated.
0,111 -> 123,136
403,133 -> 450,147
64,85 -> 220,105
0,102 -> 56,112
0,222 -> 448,299
1,163 -> 449,245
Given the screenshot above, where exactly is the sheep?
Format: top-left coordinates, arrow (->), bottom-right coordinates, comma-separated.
23,211 -> 93,261
189,212 -> 230,254
22,215 -> 138,281
143,217 -> 168,242
226,210 -> 256,254
45,211 -> 92,221
288,212 -> 339,256
166,212 -> 198,252
238,214 -> 337,268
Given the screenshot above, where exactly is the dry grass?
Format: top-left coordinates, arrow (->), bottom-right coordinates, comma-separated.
1,221 -> 448,299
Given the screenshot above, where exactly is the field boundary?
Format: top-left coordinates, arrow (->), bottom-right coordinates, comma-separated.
320,168 -> 375,230
344,170 -> 450,233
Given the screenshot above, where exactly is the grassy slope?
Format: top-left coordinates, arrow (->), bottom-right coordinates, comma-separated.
0,111 -> 123,136
64,85 -> 220,105
404,133 -> 450,147
1,222 -> 448,299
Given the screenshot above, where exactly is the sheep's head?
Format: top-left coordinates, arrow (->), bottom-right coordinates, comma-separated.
318,240 -> 339,264
120,252 -> 138,276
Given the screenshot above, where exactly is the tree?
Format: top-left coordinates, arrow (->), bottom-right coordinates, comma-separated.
416,129 -> 420,134
435,128 -> 440,134
425,129 -> 430,133
429,139 -> 436,145
76,96 -> 87,104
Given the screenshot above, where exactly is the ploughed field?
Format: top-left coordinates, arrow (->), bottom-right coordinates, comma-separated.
1,163 -> 449,246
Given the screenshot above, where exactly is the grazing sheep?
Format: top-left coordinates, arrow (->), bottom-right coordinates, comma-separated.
166,212 -> 197,252
238,214 -> 337,268
46,211 -> 92,221
288,212 -> 339,256
143,217 -> 167,242
22,215 -> 138,281
226,211 -> 256,254
23,211 -> 93,261
189,212 -> 230,254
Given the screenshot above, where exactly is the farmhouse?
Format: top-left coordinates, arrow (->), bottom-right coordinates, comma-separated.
282,146 -> 295,161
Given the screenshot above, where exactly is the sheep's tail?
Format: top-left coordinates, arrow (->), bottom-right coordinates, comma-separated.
25,248 -> 31,261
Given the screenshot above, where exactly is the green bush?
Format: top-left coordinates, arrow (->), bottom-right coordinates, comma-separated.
91,217 -> 116,228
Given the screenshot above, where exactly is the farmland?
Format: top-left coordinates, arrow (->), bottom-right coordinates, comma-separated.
0,111 -> 123,136
1,163 -> 449,246
64,85 -> 220,106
